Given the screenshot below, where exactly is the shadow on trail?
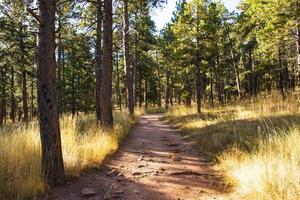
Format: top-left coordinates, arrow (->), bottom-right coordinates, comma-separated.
40,114 -> 228,200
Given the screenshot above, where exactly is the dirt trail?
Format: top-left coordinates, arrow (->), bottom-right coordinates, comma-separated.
42,114 -> 227,200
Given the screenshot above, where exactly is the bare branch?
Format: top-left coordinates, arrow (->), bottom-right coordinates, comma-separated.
26,7 -> 42,25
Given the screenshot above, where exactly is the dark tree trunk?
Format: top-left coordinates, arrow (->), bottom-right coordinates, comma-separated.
210,68 -> 214,108
100,0 -> 113,128
195,48 -> 201,114
165,70 -> 170,109
170,81 -> 173,106
133,35 -> 138,107
95,0 -> 103,122
19,25 -> 29,122
278,46 -> 285,99
195,4 -> 201,113
123,0 -> 134,116
226,30 -> 242,99
138,76 -> 143,108
230,47 -> 242,99
37,0 -> 65,185
156,50 -> 162,107
145,79 -> 148,110
10,65 -> 16,123
61,47 -> 65,113
31,73 -> 35,120
71,68 -> 76,117
215,57 -> 223,105
116,51 -> 122,110
296,26 -> 300,70
0,67 -> 7,126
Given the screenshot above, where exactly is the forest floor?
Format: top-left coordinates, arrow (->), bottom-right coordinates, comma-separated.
40,114 -> 229,200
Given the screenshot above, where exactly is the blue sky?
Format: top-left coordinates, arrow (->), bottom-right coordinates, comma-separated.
152,0 -> 241,31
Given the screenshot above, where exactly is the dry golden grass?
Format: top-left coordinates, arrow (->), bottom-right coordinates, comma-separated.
0,112 -> 135,200
165,91 -> 300,200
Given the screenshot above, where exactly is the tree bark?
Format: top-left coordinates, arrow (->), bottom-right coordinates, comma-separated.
19,25 -> 29,122
95,0 -> 103,122
165,69 -> 170,109
195,47 -> 201,114
296,26 -> 300,70
10,65 -> 16,123
278,45 -> 285,99
145,79 -> 148,110
0,67 -> 6,126
116,51 -> 122,110
123,0 -> 134,116
100,0 -> 113,128
156,50 -> 162,107
37,0 -> 65,185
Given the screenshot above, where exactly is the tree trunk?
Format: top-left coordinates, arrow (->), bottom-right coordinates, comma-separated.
195,48 -> 201,114
10,65 -> 16,123
19,25 -> 29,122
170,78 -> 173,106
31,73 -> 35,120
138,76 -> 143,108
156,50 -> 162,107
145,79 -> 148,110
100,0 -> 113,128
116,51 -> 122,110
71,68 -> 76,117
37,0 -> 64,185
165,69 -> 170,109
230,47 -> 242,99
123,0 -> 134,116
296,25 -> 300,70
95,0 -> 103,122
278,45 -> 285,99
215,57 -> 223,105
0,67 -> 6,126
209,67 -> 214,108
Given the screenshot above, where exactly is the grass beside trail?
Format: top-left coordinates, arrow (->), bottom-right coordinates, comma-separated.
164,92 -> 300,200
0,112 -> 135,200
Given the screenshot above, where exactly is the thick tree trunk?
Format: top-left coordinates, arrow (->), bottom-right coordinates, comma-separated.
37,0 -> 64,185
95,0 -> 103,122
100,0 -> 113,128
123,0 -> 134,116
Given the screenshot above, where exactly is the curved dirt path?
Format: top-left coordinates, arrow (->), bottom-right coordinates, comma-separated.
42,114 -> 227,200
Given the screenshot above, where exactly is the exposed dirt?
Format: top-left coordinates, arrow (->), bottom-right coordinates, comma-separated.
41,114 -> 228,200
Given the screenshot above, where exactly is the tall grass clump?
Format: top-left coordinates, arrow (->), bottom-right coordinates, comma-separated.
218,128 -> 300,200
0,112 -> 135,200
165,92 -> 300,199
